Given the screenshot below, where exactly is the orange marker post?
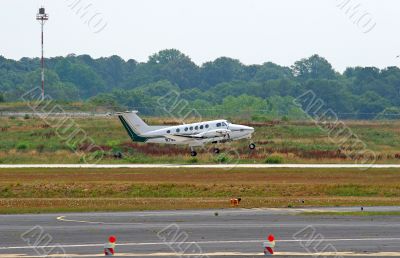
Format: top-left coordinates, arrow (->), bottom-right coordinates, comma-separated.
263,234 -> 275,255
104,235 -> 117,256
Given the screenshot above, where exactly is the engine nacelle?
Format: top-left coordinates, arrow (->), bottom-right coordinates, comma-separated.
195,129 -> 231,138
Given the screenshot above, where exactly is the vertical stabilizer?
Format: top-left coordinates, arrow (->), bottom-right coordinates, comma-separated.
117,111 -> 150,142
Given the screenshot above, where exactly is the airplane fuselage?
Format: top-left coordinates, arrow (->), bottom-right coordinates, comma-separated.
117,111 -> 255,156
142,120 -> 254,147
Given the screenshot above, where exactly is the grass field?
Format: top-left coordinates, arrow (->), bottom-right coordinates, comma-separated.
0,167 -> 399,213
1,116 -> 400,164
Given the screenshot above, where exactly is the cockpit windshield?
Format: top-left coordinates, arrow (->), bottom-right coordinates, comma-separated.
222,122 -> 227,127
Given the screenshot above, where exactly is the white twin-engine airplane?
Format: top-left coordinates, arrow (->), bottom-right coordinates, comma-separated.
117,111 -> 256,156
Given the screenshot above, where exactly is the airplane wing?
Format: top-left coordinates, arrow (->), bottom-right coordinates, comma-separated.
164,134 -> 204,142
164,129 -> 231,142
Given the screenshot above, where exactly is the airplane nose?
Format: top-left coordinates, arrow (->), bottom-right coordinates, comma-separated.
246,126 -> 254,133
230,124 -> 254,132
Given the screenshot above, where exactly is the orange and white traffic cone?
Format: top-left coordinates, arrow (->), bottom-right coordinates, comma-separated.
263,234 -> 275,255
104,235 -> 117,256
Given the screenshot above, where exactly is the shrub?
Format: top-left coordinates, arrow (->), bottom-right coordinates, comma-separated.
214,154 -> 229,163
91,150 -> 104,160
24,114 -> 30,120
264,156 -> 284,164
68,143 -> 77,151
188,157 -> 198,163
106,140 -> 120,148
16,142 -> 28,151
123,154 -> 150,163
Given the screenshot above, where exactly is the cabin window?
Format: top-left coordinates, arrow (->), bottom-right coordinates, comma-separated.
176,128 -> 180,133
216,123 -> 221,127
184,127 -> 188,132
195,126 -> 199,130
205,124 -> 209,129
200,125 -> 204,129
190,126 -> 193,130
167,130 -> 171,134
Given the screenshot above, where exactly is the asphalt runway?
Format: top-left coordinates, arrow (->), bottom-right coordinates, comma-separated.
0,207 -> 400,257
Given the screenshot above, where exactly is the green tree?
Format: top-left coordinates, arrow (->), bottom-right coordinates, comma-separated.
1,50 -> 400,120
88,93 -> 121,110
55,59 -> 106,98
292,55 -> 337,81
200,57 -> 245,88
303,79 -> 353,114
253,62 -> 293,82
356,91 -> 391,119
217,95 -> 268,118
22,70 -> 80,100
147,49 -> 199,89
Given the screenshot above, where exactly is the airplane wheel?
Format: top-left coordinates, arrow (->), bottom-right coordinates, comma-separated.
191,151 -> 197,157
213,148 -> 220,154
249,143 -> 256,150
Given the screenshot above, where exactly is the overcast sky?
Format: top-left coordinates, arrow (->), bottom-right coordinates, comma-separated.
1,0 -> 399,72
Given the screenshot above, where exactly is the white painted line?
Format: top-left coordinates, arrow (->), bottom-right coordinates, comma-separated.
1,164 -> 400,168
56,216 -> 143,225
55,216 -> 400,228
55,209 -> 301,220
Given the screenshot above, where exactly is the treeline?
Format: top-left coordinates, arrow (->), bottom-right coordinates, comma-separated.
1,49 -> 400,119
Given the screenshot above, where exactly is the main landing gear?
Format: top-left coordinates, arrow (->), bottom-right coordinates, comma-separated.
190,147 -> 197,157
213,147 -> 220,154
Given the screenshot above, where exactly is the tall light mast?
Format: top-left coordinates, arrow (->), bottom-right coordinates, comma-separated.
36,6 -> 49,100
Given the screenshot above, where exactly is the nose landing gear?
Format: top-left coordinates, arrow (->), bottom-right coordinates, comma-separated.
249,143 -> 256,150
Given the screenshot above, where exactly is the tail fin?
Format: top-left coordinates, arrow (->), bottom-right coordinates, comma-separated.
117,111 -> 150,142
